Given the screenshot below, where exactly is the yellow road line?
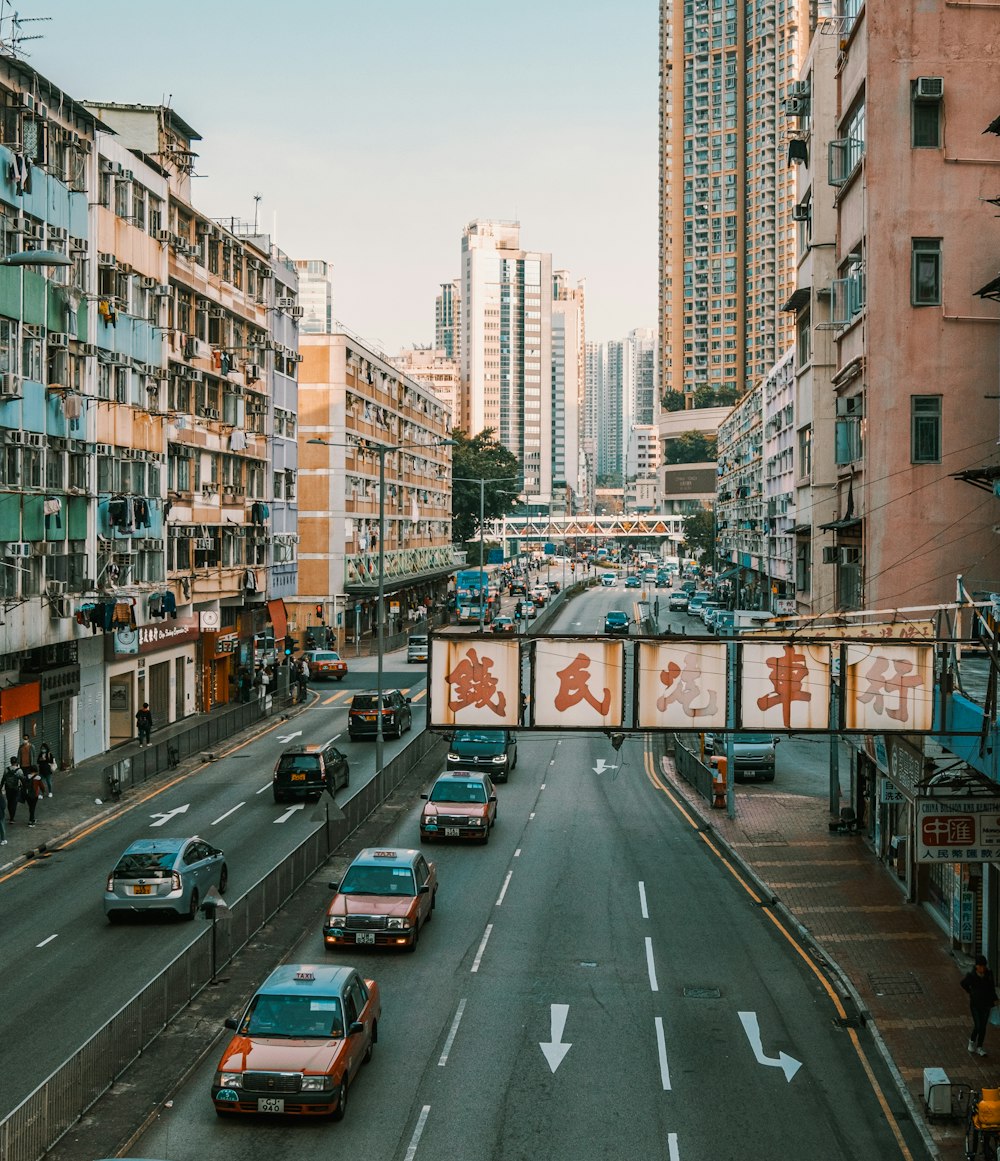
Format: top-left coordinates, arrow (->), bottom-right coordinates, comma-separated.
642,746 -> 915,1161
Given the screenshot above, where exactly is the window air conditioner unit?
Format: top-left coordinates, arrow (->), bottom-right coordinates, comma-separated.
789,79 -> 810,99
210,307 -> 226,319
48,226 -> 67,241
47,580 -> 67,594
98,251 -> 116,267
49,597 -> 70,619
47,332 -> 70,348
784,97 -> 805,116
791,203 -> 811,222
25,433 -> 43,448
6,542 -> 30,556
94,443 -> 113,456
156,229 -> 172,243
245,363 -> 260,381
275,297 -> 295,309
839,547 -> 861,565
196,537 -> 214,550
206,408 -> 220,420
118,168 -> 134,182
0,373 -> 21,396
835,396 -> 863,416
153,284 -> 171,296
140,275 -> 157,290
289,306 -> 304,320
186,368 -> 203,382
115,540 -> 135,555
19,92 -> 35,111
916,77 -> 944,100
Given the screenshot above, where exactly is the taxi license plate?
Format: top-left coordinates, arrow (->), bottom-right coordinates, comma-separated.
258,1097 -> 284,1113
132,885 -> 152,895
356,932 -> 376,944
291,772 -> 305,781
362,713 -> 376,721
445,827 -> 460,837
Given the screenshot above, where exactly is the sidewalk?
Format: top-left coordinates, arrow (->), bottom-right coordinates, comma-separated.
649,614 -> 982,1160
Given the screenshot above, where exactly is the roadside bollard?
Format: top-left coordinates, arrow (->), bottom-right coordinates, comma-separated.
709,755 -> 727,810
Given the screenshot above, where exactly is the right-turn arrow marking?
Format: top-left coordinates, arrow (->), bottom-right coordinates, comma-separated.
540,1003 -> 572,1073
738,1011 -> 802,1082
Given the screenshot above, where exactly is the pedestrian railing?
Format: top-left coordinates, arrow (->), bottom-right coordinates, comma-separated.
672,734 -> 716,805
0,728 -> 448,1161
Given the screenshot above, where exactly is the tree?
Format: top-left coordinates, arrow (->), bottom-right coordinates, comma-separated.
450,429 -> 522,551
682,507 -> 716,567
662,431 -> 717,465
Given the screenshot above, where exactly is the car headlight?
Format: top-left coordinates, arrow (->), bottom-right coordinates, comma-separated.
300,1075 -> 334,1092
216,1072 -> 243,1089
468,816 -> 483,826
386,916 -> 410,930
492,755 -> 506,763
447,752 -> 460,761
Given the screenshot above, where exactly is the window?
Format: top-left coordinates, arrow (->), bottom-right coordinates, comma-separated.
911,395 -> 942,463
912,239 -> 941,305
835,416 -> 863,465
798,425 -> 812,480
795,538 -> 811,593
912,96 -> 941,148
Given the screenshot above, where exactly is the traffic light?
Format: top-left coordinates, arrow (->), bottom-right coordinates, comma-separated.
315,603 -> 324,622
283,635 -> 295,657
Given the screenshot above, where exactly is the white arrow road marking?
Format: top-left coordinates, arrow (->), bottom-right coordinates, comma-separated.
540,1004 -> 572,1073
438,999 -> 467,1067
654,1016 -> 672,1090
212,802 -> 245,826
593,758 -> 618,775
37,934 -> 57,948
150,804 -> 190,827
277,731 -> 302,743
738,1011 -> 802,1082
638,881 -> 649,919
273,804 -> 305,824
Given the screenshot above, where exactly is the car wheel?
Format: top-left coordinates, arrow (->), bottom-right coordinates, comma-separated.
107,911 -> 123,925
482,826 -> 490,845
218,863 -> 228,894
185,888 -> 200,921
363,1020 -> 377,1063
761,771 -> 776,783
272,791 -> 284,804
342,767 -> 350,788
336,675 -> 345,681
406,922 -> 420,953
331,1073 -> 349,1121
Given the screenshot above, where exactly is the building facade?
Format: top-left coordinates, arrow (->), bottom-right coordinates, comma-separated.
391,346 -> 461,430
434,279 -> 459,360
297,332 -> 455,651
295,258 -> 333,335
551,271 -> 586,513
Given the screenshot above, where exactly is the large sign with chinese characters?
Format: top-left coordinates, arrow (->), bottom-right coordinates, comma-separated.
636,642 -> 727,729
430,638 -> 520,727
916,800 -> 1000,864
427,634 -> 939,734
533,640 -> 624,729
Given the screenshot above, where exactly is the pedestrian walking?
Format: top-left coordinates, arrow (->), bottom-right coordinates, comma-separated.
2,757 -> 19,822
135,702 -> 153,746
297,658 -> 309,702
961,954 -> 998,1056
37,743 -> 55,797
22,765 -> 42,827
237,666 -> 252,704
17,734 -> 34,778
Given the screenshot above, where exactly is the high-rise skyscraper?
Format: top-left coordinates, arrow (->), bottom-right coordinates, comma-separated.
295,259 -> 334,334
658,0 -> 800,408
459,220 -> 553,504
551,271 -> 587,512
435,280 -> 460,359
591,330 -> 658,488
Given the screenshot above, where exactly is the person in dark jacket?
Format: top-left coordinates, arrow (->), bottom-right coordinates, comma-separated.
961,954 -> 998,1056
2,757 -> 20,823
135,703 -> 153,746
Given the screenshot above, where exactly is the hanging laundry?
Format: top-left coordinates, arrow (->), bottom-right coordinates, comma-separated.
243,569 -> 258,592
61,394 -> 83,420
107,499 -> 133,532
98,300 -> 117,327
212,350 -> 222,370
111,599 -> 137,629
220,353 -> 232,375
133,498 -> 151,529
230,428 -> 247,452
162,591 -> 177,619
148,592 -> 163,619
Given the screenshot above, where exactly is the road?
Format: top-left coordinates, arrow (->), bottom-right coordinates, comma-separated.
0,661 -> 428,1114
127,581 -> 927,1161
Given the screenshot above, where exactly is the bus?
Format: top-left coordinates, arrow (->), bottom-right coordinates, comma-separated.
454,569 -> 495,625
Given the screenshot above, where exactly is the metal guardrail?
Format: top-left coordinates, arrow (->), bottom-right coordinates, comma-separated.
672,734 -> 717,806
0,728 -> 447,1161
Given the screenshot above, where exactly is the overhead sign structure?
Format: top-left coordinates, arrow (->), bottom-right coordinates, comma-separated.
427,634 -> 938,734
916,800 -> 1000,864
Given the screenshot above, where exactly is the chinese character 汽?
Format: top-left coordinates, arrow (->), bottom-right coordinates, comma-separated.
445,647 -> 507,716
656,652 -> 719,719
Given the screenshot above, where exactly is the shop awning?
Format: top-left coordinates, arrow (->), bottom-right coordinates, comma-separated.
715,566 -> 739,580
266,597 -> 288,641
818,516 -> 863,532
782,287 -> 810,313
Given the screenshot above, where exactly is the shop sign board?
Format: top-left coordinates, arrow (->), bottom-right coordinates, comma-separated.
916,800 -> 1000,863
880,777 -> 905,805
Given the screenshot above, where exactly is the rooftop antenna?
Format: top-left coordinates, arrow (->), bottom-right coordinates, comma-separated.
0,4 -> 51,58
252,193 -> 262,234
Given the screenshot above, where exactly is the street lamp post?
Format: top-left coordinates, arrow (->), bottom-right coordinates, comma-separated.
454,476 -> 521,632
309,436 -> 454,777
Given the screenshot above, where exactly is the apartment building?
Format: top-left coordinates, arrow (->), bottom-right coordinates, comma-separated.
715,383 -> 764,605
392,346 -> 460,429
784,4 -> 1000,611
625,425 -> 661,515
551,271 -> 586,513
658,0 -> 800,407
295,258 -> 333,335
459,219 -> 552,507
297,332 -> 455,650
434,279 -> 459,360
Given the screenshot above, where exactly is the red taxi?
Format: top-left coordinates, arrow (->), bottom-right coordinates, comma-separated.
302,649 -> 348,681
212,963 -> 379,1120
324,847 -> 437,952
420,771 -> 498,844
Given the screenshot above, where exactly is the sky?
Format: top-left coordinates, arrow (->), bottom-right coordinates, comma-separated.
19,0 -> 659,353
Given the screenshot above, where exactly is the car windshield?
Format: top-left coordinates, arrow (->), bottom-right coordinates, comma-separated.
312,652 -> 341,662
430,780 -> 488,804
240,993 -> 344,1039
736,734 -> 773,744
276,755 -> 321,773
339,865 -> 417,895
606,613 -> 628,623
454,730 -> 503,745
114,851 -> 175,878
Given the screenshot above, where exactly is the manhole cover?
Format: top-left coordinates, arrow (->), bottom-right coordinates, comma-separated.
683,986 -> 722,999
867,972 -> 922,996
743,831 -> 787,845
